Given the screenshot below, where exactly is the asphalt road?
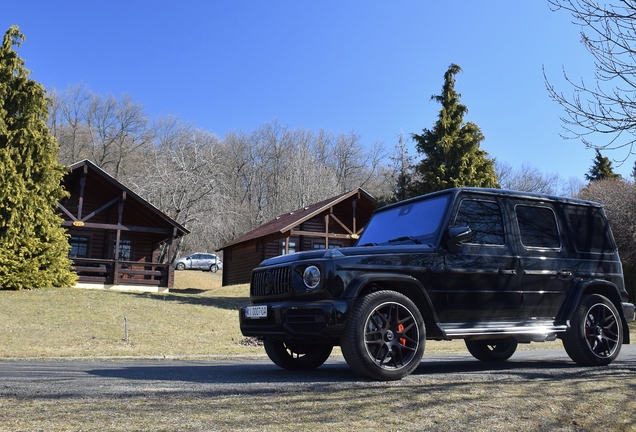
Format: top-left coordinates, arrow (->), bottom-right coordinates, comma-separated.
1,345 -> 635,399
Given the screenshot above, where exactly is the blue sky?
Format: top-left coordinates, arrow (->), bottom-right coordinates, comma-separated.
4,1 -> 631,181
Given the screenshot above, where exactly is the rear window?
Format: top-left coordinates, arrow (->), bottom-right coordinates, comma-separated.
516,205 -> 560,249
565,209 -> 614,253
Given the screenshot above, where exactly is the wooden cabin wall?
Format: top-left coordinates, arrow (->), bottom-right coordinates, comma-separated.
224,241 -> 263,286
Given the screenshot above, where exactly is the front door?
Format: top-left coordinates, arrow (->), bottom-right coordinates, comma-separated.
442,197 -> 521,322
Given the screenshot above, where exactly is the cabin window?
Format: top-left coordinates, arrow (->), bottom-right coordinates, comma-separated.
117,239 -> 133,261
280,239 -> 297,255
69,236 -> 89,258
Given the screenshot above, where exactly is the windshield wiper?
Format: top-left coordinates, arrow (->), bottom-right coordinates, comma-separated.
387,236 -> 422,244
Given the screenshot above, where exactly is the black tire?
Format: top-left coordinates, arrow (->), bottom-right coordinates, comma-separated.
341,290 -> 425,381
562,294 -> 623,366
263,340 -> 333,371
209,264 -> 218,273
175,263 -> 185,271
465,337 -> 518,362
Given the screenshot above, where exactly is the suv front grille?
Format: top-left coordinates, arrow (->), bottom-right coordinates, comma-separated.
251,267 -> 291,297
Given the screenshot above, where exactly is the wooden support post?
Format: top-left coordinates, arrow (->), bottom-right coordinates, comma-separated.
352,199 -> 357,234
77,164 -> 88,220
113,191 -> 126,283
166,227 -> 177,288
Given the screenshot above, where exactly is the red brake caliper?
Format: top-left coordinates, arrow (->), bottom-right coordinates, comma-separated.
397,323 -> 406,346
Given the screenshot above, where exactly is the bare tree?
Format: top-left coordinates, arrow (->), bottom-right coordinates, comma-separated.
48,86 -> 152,178
124,117 -> 225,259
84,93 -> 151,178
546,0 -> 636,161
48,84 -> 93,164
378,131 -> 416,204
496,161 -> 584,197
577,178 -> 636,267
49,86 -> 398,256
497,162 -> 561,194
216,121 -> 392,244
218,122 -> 342,233
332,131 -> 386,194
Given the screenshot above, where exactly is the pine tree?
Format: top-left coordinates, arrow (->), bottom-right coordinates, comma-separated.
585,149 -> 621,182
411,64 -> 499,195
0,26 -> 76,289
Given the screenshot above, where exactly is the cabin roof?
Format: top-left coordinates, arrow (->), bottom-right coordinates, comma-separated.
66,159 -> 190,237
220,188 -> 375,249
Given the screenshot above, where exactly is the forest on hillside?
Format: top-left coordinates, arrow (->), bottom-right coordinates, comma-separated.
47,85 -> 582,259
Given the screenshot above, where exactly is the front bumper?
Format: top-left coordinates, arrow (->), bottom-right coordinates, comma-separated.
239,299 -> 350,342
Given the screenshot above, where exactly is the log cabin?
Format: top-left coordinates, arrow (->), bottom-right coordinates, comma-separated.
219,188 -> 376,286
58,160 -> 189,292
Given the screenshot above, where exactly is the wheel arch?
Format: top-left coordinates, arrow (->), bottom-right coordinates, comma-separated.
342,273 -> 444,338
558,279 -> 630,344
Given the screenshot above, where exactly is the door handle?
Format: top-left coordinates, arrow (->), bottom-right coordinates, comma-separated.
558,270 -> 573,278
499,269 -> 517,276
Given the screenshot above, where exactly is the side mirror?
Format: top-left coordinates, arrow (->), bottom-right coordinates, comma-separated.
447,226 -> 472,252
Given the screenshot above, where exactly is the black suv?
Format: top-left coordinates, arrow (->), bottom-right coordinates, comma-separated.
239,188 -> 635,380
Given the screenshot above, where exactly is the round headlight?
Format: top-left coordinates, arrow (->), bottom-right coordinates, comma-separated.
303,265 -> 321,289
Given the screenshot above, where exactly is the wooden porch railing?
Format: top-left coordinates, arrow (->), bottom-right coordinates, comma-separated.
71,258 -> 171,287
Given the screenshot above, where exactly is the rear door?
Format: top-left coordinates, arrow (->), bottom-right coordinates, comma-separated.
190,254 -> 205,269
203,254 -> 217,269
512,202 -> 572,319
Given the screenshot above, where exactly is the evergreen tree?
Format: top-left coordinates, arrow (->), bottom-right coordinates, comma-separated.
585,149 -> 620,182
411,64 -> 499,195
0,26 -> 76,289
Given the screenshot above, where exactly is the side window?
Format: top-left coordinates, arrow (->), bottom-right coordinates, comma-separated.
454,200 -> 505,245
566,209 -> 613,253
516,205 -> 560,249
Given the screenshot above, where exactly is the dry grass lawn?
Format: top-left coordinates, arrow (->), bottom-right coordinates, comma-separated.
0,270 -> 633,359
0,270 -> 262,359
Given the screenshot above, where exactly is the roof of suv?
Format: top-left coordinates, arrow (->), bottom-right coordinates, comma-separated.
378,188 -> 603,212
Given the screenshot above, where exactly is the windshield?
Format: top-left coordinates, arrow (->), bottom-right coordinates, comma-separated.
357,194 -> 450,245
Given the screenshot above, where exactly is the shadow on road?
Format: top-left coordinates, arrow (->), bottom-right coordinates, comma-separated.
85,353 -> 621,385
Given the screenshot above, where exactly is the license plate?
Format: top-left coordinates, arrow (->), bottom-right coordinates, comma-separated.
245,305 -> 268,319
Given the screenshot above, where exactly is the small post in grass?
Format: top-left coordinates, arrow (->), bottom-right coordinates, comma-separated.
124,316 -> 129,343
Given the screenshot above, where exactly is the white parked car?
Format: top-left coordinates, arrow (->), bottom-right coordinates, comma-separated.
174,253 -> 223,272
